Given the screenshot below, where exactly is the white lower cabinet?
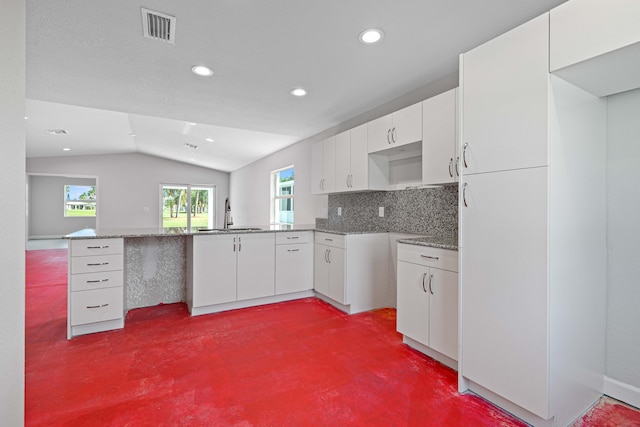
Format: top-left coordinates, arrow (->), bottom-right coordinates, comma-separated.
67,238 -> 125,339
188,233 -> 275,314
397,244 -> 458,365
275,232 -> 313,295
314,232 -> 390,314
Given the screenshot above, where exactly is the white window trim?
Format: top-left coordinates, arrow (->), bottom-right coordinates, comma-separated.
270,166 -> 294,225
159,184 -> 217,229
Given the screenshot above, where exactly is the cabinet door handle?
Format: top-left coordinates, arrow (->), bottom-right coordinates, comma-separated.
238,237 -> 242,252
428,274 -> 434,295
233,237 -> 236,252
449,158 -> 454,178
387,129 -> 392,144
287,249 -> 300,252
463,182 -> 469,207
327,249 -> 331,263
324,249 -> 329,263
455,157 -> 460,177
87,245 -> 109,249
86,279 -> 109,284
391,127 -> 397,144
87,262 -> 109,266
420,255 -> 439,261
422,273 -> 427,293
86,303 -> 109,309
286,236 -> 299,240
462,142 -> 469,168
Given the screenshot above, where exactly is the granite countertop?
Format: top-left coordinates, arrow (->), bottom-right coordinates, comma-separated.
396,235 -> 459,251
64,226 -> 453,246
64,224 -> 317,239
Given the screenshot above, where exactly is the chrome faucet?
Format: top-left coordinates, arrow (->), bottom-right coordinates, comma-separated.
223,197 -> 233,229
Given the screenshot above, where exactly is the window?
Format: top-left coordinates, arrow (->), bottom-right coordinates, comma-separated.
271,166 -> 294,225
161,185 -> 215,229
65,185 -> 96,217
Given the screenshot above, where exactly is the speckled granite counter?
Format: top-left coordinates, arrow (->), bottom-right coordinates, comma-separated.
64,224 -> 317,239
396,235 -> 458,251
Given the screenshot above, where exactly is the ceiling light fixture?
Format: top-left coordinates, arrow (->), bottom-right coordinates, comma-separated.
359,28 -> 384,44
290,88 -> 307,97
191,65 -> 214,77
45,129 -> 69,135
62,148 -> 71,151
188,122 -> 197,126
205,138 -> 215,142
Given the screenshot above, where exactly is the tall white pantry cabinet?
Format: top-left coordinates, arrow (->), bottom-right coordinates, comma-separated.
458,12 -> 607,427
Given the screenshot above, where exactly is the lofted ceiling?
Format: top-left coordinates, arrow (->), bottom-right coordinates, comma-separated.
25,0 -> 568,172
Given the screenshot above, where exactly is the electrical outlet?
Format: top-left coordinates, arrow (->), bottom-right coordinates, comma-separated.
338,207 -> 342,216
379,207 -> 384,217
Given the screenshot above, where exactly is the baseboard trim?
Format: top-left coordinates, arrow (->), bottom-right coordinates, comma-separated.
604,376 -> 640,409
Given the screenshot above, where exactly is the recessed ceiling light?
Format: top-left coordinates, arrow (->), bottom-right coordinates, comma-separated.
189,158 -> 196,162
205,138 -> 215,142
191,65 -> 214,77
359,28 -> 384,44
290,88 -> 307,97
62,148 -> 71,151
24,116 -> 28,120
189,122 -> 197,126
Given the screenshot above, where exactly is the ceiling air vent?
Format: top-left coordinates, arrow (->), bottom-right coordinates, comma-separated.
141,8 -> 176,44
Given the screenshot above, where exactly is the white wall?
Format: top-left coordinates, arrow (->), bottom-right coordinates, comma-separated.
27,153 -> 230,230
606,88 -> 640,390
230,73 -> 459,226
0,0 -> 25,424
29,175 -> 97,238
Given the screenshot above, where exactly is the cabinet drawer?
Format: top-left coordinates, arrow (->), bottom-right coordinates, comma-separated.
71,254 -> 124,274
71,238 -> 124,256
315,232 -> 345,249
70,270 -> 123,292
70,287 -> 123,326
398,244 -> 458,272
276,231 -> 310,245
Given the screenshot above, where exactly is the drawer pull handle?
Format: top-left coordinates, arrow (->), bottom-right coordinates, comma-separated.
287,249 -> 300,252
86,279 -> 109,284
286,236 -> 299,240
87,245 -> 109,249
420,255 -> 439,261
86,303 -> 109,309
325,238 -> 333,242
87,262 -> 110,266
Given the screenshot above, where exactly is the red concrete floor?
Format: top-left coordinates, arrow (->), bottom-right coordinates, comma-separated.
25,249 -> 640,426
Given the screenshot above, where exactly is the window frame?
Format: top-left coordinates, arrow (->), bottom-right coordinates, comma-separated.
159,184 -> 216,229
64,184 -> 97,217
270,166 -> 294,225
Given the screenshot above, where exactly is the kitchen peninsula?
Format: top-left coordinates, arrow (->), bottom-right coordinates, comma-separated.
65,225 -> 315,339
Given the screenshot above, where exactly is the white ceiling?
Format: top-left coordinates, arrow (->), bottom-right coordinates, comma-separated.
25,0 -> 568,172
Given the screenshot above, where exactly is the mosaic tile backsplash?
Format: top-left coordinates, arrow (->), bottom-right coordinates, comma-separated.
320,186 -> 458,237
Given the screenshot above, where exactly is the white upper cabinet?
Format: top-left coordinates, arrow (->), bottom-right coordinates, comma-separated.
311,136 -> 336,194
368,102 -> 422,153
550,0 -> 640,97
422,88 -> 458,185
461,13 -> 549,175
335,124 -> 369,192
